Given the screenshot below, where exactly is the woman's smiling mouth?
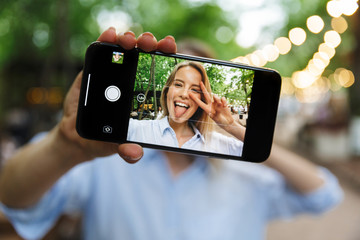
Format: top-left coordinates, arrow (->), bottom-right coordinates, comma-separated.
174,101 -> 190,118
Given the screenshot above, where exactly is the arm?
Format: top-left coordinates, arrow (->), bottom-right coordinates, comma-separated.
0,28 -> 177,208
265,144 -> 325,194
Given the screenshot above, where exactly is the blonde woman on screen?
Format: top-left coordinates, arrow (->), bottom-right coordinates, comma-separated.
128,61 -> 245,156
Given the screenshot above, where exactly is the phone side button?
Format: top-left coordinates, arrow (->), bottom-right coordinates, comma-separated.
105,85 -> 121,102
85,73 -> 91,106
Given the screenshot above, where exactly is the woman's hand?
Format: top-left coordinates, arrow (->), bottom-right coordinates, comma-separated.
190,81 -> 234,126
189,81 -> 245,140
0,28 -> 177,208
59,28 -> 177,164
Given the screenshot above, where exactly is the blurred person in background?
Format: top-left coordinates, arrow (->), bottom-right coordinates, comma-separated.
0,27 -> 342,240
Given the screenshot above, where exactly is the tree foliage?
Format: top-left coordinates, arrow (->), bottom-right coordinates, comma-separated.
134,53 -> 254,119
0,0 -> 357,124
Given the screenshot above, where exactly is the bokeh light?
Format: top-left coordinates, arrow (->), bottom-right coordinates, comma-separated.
319,43 -> 336,59
341,0 -> 359,16
307,60 -> 325,76
253,50 -> 267,67
314,52 -> 330,67
327,1 -> 343,18
48,88 -> 64,105
335,68 -> 355,88
231,0 -> 358,103
327,0 -> 358,17
307,15 -> 325,34
289,27 -> 307,46
274,37 -> 292,54
324,30 -> 342,48
247,53 -> 261,67
281,77 -> 295,95
216,26 -> 234,44
331,17 -> 348,33
292,71 -> 317,89
231,56 -> 250,65
26,88 -> 48,105
262,44 -> 279,62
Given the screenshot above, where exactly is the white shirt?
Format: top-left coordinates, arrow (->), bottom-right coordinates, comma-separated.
0,148 -> 343,240
127,117 -> 243,157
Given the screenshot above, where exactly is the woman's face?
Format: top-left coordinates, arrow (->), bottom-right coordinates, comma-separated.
167,66 -> 202,124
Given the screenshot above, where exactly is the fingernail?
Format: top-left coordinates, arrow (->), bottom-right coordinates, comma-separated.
119,31 -> 135,37
140,32 -> 154,38
124,31 -> 135,37
164,35 -> 175,41
108,26 -> 116,32
124,151 -> 143,162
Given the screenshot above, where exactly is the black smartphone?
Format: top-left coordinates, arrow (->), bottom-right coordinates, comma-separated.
76,42 -> 281,162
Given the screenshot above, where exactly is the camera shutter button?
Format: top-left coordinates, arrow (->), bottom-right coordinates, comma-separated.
105,85 -> 121,102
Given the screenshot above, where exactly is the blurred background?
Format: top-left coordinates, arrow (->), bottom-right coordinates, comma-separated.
1,0 -> 360,239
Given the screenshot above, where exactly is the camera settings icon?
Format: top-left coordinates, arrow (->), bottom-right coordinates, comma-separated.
103,125 -> 113,134
137,93 -> 146,102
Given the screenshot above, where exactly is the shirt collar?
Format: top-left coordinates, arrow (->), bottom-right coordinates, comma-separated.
158,116 -> 172,136
158,117 -> 205,144
189,122 -> 205,143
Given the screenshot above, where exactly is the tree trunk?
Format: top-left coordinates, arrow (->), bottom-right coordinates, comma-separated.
151,55 -> 158,118
139,55 -> 156,120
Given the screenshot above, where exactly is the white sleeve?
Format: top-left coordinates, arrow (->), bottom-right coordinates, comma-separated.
265,167 -> 343,220
0,162 -> 92,240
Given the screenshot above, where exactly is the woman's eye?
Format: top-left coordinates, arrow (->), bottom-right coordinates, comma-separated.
191,89 -> 201,93
174,83 -> 182,87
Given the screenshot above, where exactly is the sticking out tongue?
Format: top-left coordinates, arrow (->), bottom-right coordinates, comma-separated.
175,105 -> 187,118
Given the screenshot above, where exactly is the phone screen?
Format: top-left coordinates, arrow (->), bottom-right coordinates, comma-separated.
125,52 -> 255,157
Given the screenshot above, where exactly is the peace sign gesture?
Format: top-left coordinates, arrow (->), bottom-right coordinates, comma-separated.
189,81 -> 245,141
189,81 -> 233,125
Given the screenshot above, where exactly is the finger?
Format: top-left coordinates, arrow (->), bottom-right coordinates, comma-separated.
118,143 -> 143,164
214,95 -> 224,110
200,81 -> 212,104
62,71 -> 83,115
221,97 -> 228,107
157,36 -> 177,53
189,92 -> 209,112
117,31 -> 137,50
213,95 -> 222,105
72,71 -> 83,92
69,71 -> 82,102
97,27 -> 117,43
137,32 -> 158,52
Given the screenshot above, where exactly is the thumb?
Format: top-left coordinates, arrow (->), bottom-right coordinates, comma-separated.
117,143 -> 144,164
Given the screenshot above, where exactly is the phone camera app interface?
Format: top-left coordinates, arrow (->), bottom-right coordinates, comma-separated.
127,53 -> 255,157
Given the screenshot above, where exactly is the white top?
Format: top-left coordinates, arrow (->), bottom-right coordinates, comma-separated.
127,117 -> 243,157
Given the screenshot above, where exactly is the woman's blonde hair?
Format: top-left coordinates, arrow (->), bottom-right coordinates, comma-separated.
160,61 -> 214,136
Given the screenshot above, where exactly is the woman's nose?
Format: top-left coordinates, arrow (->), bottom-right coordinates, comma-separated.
180,88 -> 190,98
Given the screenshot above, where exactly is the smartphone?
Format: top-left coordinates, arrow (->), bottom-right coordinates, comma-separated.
76,42 -> 281,162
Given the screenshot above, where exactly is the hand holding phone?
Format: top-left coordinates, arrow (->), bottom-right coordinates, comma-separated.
57,29 -> 178,164
76,42 -> 281,162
